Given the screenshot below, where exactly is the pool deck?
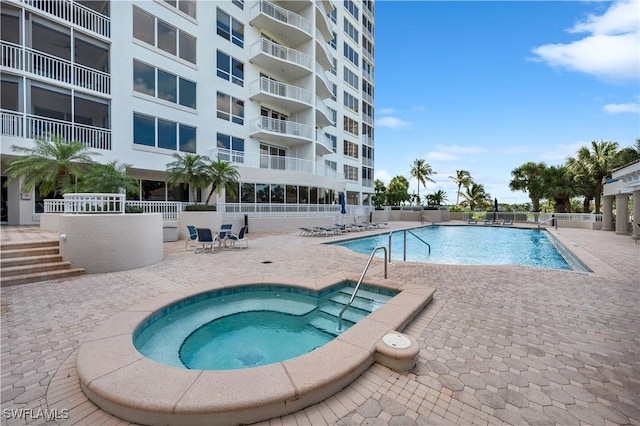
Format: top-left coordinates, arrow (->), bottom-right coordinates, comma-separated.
1,222 -> 639,425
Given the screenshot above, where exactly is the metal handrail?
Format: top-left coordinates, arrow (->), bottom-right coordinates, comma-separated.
388,229 -> 431,262
538,217 -> 558,230
337,245 -> 387,331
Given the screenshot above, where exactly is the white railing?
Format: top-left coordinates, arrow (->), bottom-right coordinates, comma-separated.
20,0 -> 110,38
221,202 -> 342,218
362,135 -> 374,147
1,41 -> 23,69
460,212 -> 603,223
1,109 -> 24,137
362,3 -> 374,20
363,49 -> 374,63
26,114 -> 111,150
362,114 -> 374,126
315,130 -> 334,153
44,197 -> 183,220
362,178 -> 374,188
362,92 -> 373,105
537,213 -> 603,222
315,97 -> 333,124
251,116 -> 313,140
250,77 -> 312,105
362,157 -> 374,167
251,38 -> 312,71
315,62 -> 332,93
252,0 -> 312,36
362,67 -> 374,83
363,26 -> 373,42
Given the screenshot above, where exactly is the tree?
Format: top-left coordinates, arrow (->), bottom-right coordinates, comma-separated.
427,190 -> 448,207
540,165 -> 577,213
613,138 -> 640,168
387,175 -> 410,206
4,135 -> 99,197
165,153 -> 209,204
448,170 -> 471,207
372,179 -> 387,208
509,161 -> 546,212
566,140 -> 619,213
565,156 -> 596,213
409,159 -> 436,200
204,158 -> 240,205
461,182 -> 491,211
77,161 -> 139,195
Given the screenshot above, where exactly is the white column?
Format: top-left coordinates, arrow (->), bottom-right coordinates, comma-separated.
615,194 -> 629,234
633,190 -> 640,238
602,195 -> 614,231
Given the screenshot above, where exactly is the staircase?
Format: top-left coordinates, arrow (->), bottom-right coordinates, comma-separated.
309,287 -> 393,336
0,240 -> 85,287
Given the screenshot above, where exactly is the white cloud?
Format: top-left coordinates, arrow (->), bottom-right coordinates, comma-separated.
376,116 -> 409,128
603,102 -> 640,114
424,152 -> 459,162
433,145 -> 486,155
377,108 -> 396,115
538,141 -> 585,162
374,169 -> 393,184
531,0 -> 640,81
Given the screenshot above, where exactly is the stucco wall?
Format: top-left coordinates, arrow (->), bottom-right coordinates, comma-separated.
58,213 -> 163,273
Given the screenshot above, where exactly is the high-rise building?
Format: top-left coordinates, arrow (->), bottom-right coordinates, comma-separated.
0,0 -> 375,225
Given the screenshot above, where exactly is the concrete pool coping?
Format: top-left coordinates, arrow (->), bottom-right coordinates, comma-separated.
76,271 -> 435,426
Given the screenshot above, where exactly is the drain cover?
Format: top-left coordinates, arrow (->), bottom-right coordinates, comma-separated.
261,261 -> 273,264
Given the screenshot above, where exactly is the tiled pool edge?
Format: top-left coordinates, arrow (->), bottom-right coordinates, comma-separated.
76,272 -> 435,426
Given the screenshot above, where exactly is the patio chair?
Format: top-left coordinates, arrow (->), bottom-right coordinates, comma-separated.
185,225 -> 198,249
227,225 -> 249,249
503,219 -> 513,225
195,228 -> 218,254
218,223 -> 234,248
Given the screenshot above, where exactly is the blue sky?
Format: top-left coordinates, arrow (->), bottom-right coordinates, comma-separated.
372,0 -> 640,205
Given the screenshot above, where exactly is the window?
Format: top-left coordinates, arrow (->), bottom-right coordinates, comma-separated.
344,165 -> 359,181
325,133 -> 337,152
362,59 -> 373,80
217,92 -> 244,124
329,31 -> 337,50
325,160 -> 337,171
331,83 -> 337,101
217,51 -> 244,86
362,101 -> 373,120
344,67 -> 358,90
343,140 -> 358,158
363,16 -> 374,39
260,143 -> 286,170
344,91 -> 358,113
134,113 -> 196,152
343,42 -> 358,66
232,0 -> 244,9
217,9 -> 244,47
362,167 -> 373,187
328,107 -> 337,125
344,18 -> 358,42
163,0 -> 196,18
133,60 -> 196,109
328,8 -> 337,24
344,0 -> 359,21
217,133 -> 245,162
133,6 -> 196,64
344,116 -> 358,135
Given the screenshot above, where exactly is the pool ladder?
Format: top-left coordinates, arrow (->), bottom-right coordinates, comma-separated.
388,230 -> 431,262
337,245 -> 388,332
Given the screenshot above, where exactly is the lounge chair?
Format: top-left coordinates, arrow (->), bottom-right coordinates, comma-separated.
332,224 -> 348,234
227,225 -> 248,249
503,219 -> 513,225
195,228 -> 218,254
299,227 -> 315,236
361,221 -> 379,229
467,218 -> 477,224
313,226 -> 334,236
483,219 -> 492,225
185,225 -> 198,249
348,223 -> 365,231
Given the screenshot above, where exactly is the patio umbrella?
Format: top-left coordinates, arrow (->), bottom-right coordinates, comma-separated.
340,192 -> 347,215
493,198 -> 498,221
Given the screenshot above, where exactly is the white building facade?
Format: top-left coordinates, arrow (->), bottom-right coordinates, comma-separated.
0,0 -> 376,225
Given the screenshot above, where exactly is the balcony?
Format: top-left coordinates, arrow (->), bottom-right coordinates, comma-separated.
20,0 -> 110,39
363,26 -> 374,42
362,67 -> 374,83
249,77 -> 312,113
250,38 -> 312,81
249,0 -> 312,47
315,62 -> 333,99
315,2 -> 333,40
362,114 -> 374,126
1,42 -> 110,95
362,134 -> 374,147
363,3 -> 374,21
363,48 -> 374,64
315,130 -> 333,156
315,97 -> 333,128
362,157 -> 374,167
249,116 -> 313,147
315,29 -> 333,69
362,91 -> 373,105
1,109 -> 111,150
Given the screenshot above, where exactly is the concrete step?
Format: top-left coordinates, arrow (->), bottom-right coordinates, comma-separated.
1,261 -> 73,277
0,246 -> 60,259
1,268 -> 85,287
0,240 -> 59,251
1,254 -> 63,268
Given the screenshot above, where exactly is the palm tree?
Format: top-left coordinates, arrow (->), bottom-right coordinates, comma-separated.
461,182 -> 491,211
4,135 -> 99,197
165,153 -> 210,204
509,161 -> 546,212
77,161 -> 140,195
427,189 -> 448,207
448,170 -> 471,207
566,140 -> 619,213
204,158 -> 240,205
540,165 -> 577,213
409,159 -> 436,201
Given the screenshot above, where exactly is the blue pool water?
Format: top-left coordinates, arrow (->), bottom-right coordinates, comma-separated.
331,225 -> 589,271
133,284 -> 396,370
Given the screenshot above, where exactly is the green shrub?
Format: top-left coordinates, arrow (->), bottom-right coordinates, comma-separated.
125,205 -> 144,213
185,204 -> 217,212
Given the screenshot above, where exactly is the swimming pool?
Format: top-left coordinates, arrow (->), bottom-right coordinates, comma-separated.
331,225 -> 590,271
133,283 -> 396,370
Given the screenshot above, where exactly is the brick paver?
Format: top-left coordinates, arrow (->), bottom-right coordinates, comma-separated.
1,223 -> 639,425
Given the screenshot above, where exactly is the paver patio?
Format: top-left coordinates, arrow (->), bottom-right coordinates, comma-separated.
1,223 -> 639,425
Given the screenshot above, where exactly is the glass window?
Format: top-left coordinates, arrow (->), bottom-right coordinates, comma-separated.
1,80 -> 19,111
231,18 -> 244,48
179,124 -> 196,153
74,97 -> 109,128
216,9 -> 231,40
271,184 -> 284,203
232,0 -> 243,10
157,20 -> 177,55
157,69 -> 177,103
231,98 -> 244,125
167,183 -> 189,202
310,187 -> 318,204
298,186 -> 309,204
158,118 -> 177,150
1,13 -> 20,44
217,133 -> 231,149
241,183 -> 255,203
179,32 -> 196,64
231,58 -> 244,86
216,92 -> 230,120
286,185 -> 297,204
178,0 -> 196,18
133,7 -> 155,46
216,51 -> 230,80
142,180 -> 165,201
134,113 -> 155,147
256,184 -> 269,203
179,78 -> 196,108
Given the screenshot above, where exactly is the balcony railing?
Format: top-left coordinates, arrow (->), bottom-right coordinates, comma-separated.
363,49 -> 374,63
251,0 -> 312,36
20,0 -> 110,38
251,38 -> 313,71
362,114 -> 374,126
362,157 -> 374,167
362,92 -> 373,105
220,202 -> 342,218
362,67 -> 374,83
44,196 -> 183,220
315,62 -> 332,95
315,129 -> 334,153
315,97 -> 333,126
362,135 -> 374,147
250,77 -> 312,105
1,42 -> 110,95
1,109 -> 111,150
363,26 -> 373,42
251,116 -> 313,140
